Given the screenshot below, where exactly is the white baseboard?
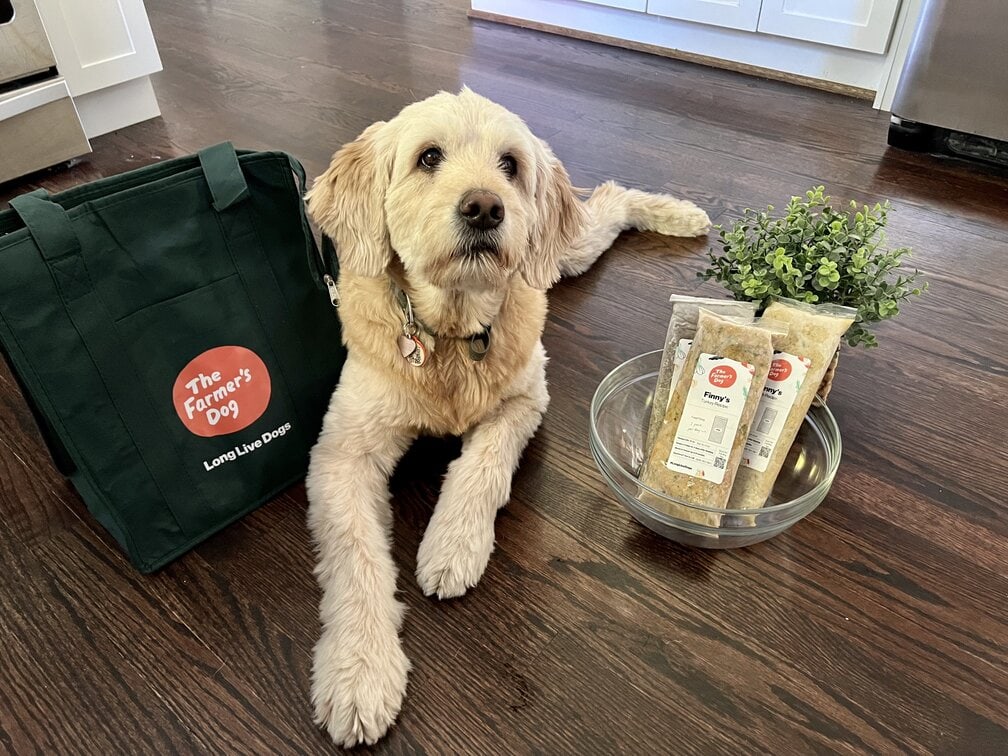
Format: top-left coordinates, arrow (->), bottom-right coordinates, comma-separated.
74,75 -> 161,139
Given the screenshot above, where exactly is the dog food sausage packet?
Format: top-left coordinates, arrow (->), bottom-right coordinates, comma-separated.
639,310 -> 779,526
645,295 -> 759,454
728,297 -> 856,511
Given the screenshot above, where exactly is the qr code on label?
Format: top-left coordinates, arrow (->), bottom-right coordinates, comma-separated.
759,447 -> 771,459
713,456 -> 726,470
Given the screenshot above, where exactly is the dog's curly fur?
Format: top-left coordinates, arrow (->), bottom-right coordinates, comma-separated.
304,88 -> 710,747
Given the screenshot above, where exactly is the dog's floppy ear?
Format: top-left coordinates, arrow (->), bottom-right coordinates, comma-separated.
522,139 -> 587,290
306,121 -> 393,278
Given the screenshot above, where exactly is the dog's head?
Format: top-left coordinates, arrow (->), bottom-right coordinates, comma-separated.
306,88 -> 585,291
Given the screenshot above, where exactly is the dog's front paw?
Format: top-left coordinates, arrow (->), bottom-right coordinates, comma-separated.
416,515 -> 495,600
312,624 -> 410,748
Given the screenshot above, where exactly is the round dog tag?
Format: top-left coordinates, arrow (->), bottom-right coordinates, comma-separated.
404,335 -> 427,367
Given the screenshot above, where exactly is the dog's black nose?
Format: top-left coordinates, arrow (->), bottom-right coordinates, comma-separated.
459,190 -> 504,231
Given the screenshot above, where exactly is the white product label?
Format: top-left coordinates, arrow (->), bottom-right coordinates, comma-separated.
666,353 -> 755,485
665,338 -> 693,413
742,352 -> 812,472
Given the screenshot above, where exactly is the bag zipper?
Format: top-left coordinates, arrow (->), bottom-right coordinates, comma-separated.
323,273 -> 340,308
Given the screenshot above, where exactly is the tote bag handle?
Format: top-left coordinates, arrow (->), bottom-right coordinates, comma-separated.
200,141 -> 331,288
198,141 -> 250,211
9,142 -> 252,302
9,190 -> 94,303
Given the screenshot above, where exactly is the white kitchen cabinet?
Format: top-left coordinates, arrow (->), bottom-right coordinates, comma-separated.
34,0 -> 162,97
647,0 -> 763,33
31,0 -> 163,139
472,0 -> 922,108
756,0 -> 902,54
0,0 -> 162,180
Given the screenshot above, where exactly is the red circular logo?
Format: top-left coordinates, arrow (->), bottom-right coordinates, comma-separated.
708,365 -> 737,388
769,357 -> 792,382
172,346 -> 271,437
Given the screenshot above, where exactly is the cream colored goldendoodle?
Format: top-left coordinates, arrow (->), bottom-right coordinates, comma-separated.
304,87 -> 709,747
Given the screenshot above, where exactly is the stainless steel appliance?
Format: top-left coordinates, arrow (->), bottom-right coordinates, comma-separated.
888,0 -> 1008,165
0,0 -> 55,87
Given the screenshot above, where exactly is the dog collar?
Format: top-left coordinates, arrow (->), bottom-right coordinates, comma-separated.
394,287 -> 492,363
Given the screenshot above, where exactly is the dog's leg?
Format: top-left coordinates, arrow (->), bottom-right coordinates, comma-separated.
306,380 -> 416,748
559,180 -> 711,277
416,345 -> 549,599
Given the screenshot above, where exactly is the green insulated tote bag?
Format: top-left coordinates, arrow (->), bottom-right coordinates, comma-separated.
0,142 -> 345,572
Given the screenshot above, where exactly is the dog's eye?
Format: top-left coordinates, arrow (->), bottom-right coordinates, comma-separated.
418,147 -> 443,170
499,154 -> 518,179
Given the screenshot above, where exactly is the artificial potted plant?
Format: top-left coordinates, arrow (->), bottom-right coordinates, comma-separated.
701,186 -> 927,398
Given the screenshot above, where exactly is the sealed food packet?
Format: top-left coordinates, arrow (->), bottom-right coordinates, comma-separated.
729,297 -> 856,511
645,296 -> 759,454
639,310 -> 780,526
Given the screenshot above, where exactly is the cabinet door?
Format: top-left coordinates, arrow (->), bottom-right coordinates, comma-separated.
756,0 -> 902,53
647,0 -> 763,32
33,0 -> 162,96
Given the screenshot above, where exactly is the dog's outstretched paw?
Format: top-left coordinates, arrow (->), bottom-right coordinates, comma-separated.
416,517 -> 495,599
312,626 -> 410,748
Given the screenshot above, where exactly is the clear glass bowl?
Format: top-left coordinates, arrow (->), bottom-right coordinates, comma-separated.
589,350 -> 841,549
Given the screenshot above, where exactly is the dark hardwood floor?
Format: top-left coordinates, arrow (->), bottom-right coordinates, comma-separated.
2,1 -> 1007,753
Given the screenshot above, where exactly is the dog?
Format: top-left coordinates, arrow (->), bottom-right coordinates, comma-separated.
303,87 -> 710,747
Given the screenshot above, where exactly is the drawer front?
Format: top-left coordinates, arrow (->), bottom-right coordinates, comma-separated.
0,0 -> 57,85
647,0 -> 763,32
0,79 -> 90,183
578,0 -> 648,11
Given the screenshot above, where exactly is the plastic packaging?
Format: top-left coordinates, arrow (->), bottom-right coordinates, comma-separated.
646,295 -> 758,454
729,297 -> 856,511
639,310 -> 782,525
